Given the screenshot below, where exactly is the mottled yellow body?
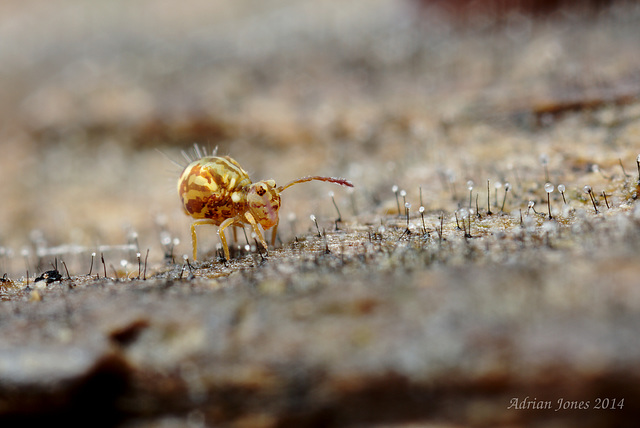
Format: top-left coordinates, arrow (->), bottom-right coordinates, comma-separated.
177,154 -> 353,261
178,156 -> 251,223
178,156 -> 281,261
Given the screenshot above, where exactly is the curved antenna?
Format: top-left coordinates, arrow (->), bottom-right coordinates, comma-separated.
278,176 -> 354,193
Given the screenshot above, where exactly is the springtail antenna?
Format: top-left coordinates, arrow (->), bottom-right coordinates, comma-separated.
278,176 -> 354,192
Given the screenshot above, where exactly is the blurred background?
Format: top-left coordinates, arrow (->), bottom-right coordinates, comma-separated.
1,0 -> 640,276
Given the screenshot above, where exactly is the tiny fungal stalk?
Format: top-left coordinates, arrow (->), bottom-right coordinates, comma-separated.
544,183 -> 554,220
487,179 -> 492,216
584,185 -> 598,214
558,184 -> 566,204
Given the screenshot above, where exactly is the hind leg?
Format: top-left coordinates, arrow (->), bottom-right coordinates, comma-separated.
191,219 -> 217,261
218,217 -> 242,261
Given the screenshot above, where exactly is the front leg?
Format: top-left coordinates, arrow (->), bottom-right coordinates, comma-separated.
270,219 -> 279,248
244,212 -> 269,254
